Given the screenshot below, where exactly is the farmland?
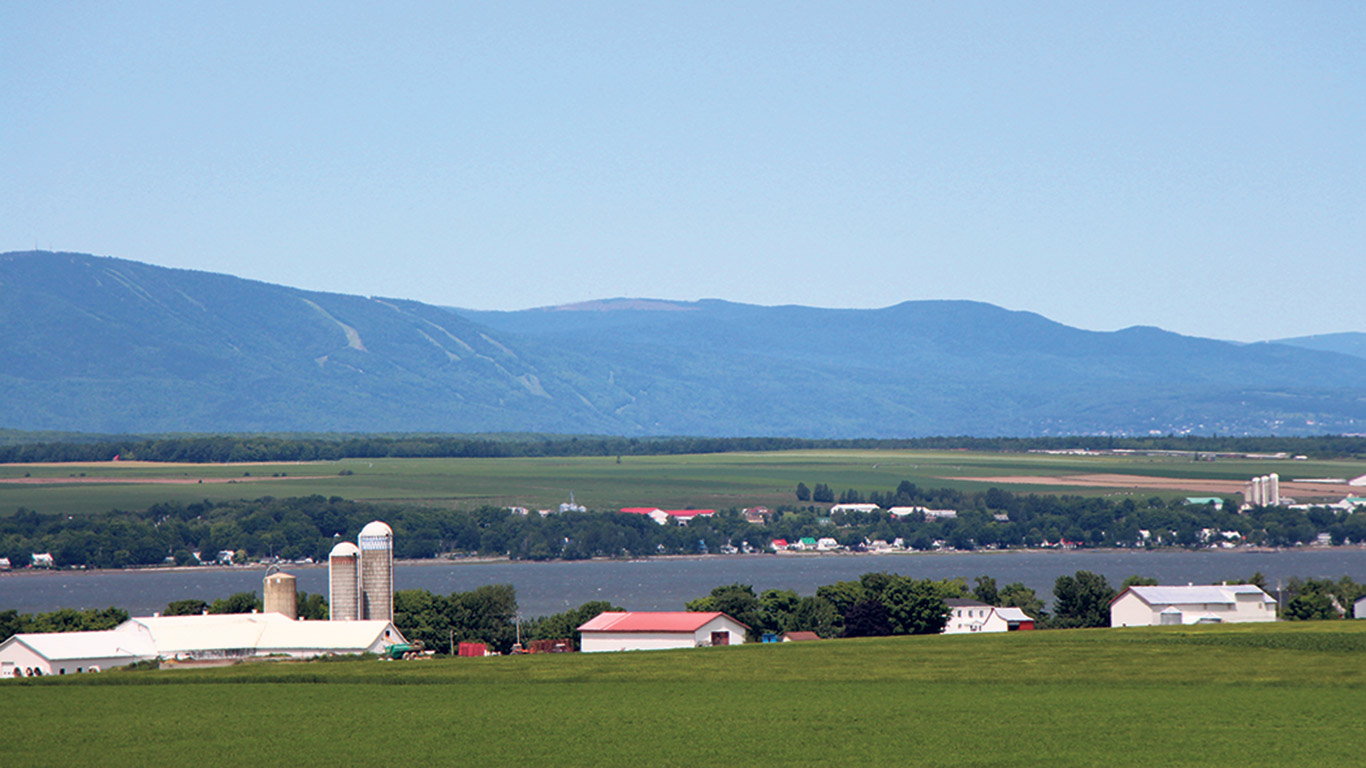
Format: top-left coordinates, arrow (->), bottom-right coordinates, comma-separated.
3,621 -> 1363,766
1,449 -> 1363,517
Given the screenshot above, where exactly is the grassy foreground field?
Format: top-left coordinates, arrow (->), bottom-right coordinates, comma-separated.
2,449 -> 1364,516
4,621 -> 1365,767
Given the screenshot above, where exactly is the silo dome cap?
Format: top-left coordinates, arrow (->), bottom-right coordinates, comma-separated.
359,520 -> 393,537
265,572 -> 296,581
329,541 -> 360,557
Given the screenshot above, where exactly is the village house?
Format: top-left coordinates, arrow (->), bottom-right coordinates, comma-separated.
577,611 -> 748,652
943,599 -> 1036,634
1109,584 -> 1277,627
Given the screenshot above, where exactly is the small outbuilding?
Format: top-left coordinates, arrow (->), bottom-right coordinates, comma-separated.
577,611 -> 748,653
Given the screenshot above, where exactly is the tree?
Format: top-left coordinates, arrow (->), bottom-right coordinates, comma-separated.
795,482 -> 811,502
1121,575 -> 1158,589
163,599 -> 209,616
998,582 -> 1045,619
973,576 -> 999,606
1285,592 -> 1338,621
687,583 -> 764,641
842,599 -> 891,638
209,591 -> 262,614
1051,571 -> 1114,628
524,600 -> 623,650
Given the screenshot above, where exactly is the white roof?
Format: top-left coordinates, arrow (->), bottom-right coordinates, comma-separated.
994,607 -> 1034,622
119,614 -> 402,654
2,629 -> 155,662
1124,585 -> 1275,606
329,541 -> 359,557
358,520 -> 393,537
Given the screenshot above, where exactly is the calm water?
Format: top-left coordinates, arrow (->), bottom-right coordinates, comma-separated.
5,549 -> 1366,617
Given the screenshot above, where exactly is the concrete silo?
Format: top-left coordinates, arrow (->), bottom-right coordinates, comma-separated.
328,541 -> 360,621
264,570 -> 298,619
358,520 -> 394,622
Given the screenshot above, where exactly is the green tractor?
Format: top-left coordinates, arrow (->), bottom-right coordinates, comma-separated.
383,641 -> 426,660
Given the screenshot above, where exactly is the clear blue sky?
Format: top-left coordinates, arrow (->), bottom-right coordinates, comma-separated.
2,3 -> 1362,341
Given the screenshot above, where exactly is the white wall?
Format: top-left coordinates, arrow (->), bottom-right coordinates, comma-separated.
581,617 -> 748,653
1111,593 -> 1277,627
0,640 -> 140,677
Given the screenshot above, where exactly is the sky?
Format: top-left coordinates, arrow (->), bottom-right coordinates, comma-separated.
2,2 -> 1362,342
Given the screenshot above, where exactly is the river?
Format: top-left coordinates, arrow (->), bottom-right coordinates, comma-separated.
5,548 -> 1366,617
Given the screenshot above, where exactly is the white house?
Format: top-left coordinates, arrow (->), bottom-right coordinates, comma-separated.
1110,584 -> 1277,627
1,613 -> 406,677
577,611 -> 748,652
943,599 -> 1037,634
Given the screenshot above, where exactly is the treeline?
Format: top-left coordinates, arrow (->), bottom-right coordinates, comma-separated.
3,433 -> 1366,464
5,482 -> 1366,570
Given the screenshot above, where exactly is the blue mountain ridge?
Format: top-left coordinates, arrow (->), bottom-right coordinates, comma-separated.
3,251 -> 1365,437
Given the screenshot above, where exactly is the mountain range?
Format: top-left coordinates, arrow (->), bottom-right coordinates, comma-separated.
2,250 -> 1364,437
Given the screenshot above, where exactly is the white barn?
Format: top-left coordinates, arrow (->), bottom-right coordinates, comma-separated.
1,613 -> 405,677
0,629 -> 155,677
577,612 -> 748,653
1110,585 -> 1277,627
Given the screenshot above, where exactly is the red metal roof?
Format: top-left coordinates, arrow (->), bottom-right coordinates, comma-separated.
578,611 -> 745,633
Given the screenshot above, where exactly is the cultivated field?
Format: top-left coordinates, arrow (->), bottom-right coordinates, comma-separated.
3,621 -> 1363,767
1,450 -> 1362,516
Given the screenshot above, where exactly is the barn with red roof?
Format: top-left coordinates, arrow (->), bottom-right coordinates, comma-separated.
577,611 -> 749,652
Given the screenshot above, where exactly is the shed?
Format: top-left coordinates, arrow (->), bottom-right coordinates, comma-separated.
0,630 -> 155,677
1110,584 -> 1276,627
577,611 -> 748,653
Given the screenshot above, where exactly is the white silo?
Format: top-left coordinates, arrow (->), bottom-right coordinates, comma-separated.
358,520 -> 394,622
264,570 -> 298,619
1268,473 -> 1280,506
329,541 -> 360,621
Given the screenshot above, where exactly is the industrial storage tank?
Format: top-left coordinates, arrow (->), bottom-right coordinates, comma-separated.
329,541 -> 360,621
358,520 -> 394,622
264,571 -> 298,620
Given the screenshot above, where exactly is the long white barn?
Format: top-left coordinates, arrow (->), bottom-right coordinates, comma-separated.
1,612 -> 404,678
1110,584 -> 1277,627
577,612 -> 748,652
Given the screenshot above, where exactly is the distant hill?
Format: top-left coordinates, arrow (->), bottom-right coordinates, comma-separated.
1271,332 -> 1366,361
4,250 -> 1366,437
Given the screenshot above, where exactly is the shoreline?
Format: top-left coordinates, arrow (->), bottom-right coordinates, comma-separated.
5,544 -> 1364,579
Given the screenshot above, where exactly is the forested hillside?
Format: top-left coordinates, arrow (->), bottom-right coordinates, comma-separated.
5,250 -> 1366,437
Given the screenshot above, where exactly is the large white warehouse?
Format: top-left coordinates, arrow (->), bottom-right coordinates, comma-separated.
1110,584 -> 1277,627
577,611 -> 748,652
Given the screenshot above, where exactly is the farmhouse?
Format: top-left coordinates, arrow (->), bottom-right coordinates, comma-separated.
1110,584 -> 1277,627
943,599 -> 1036,634
577,611 -> 748,652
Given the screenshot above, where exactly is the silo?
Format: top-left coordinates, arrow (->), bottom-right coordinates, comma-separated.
358,520 -> 394,622
264,571 -> 298,620
329,541 -> 360,621
1268,473 -> 1280,507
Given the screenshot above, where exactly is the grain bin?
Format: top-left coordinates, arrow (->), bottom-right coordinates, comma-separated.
329,541 -> 360,621
264,571 -> 298,620
358,520 -> 394,622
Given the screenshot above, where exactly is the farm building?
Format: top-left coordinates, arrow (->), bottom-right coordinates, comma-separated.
121,613 -> 404,661
781,631 -> 821,642
1110,584 -> 1277,627
620,507 -> 669,525
663,509 -> 715,525
943,599 -> 1035,634
0,629 -> 155,677
830,503 -> 880,514
577,611 -> 748,652
1355,596 -> 1366,620
0,613 -> 405,677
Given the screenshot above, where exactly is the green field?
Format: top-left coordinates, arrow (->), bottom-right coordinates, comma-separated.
4,621 -> 1363,766
2,449 -> 1363,516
